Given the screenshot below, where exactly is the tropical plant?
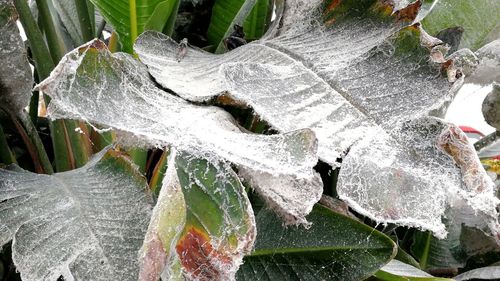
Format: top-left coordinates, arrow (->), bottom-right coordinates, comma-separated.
1,0 -> 499,280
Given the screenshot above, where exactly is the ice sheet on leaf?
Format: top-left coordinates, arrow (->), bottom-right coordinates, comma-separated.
140,149 -> 256,281
468,40 -> 500,85
36,40 -> 317,178
0,0 -> 33,113
338,117 -> 500,240
238,167 -> 323,226
134,0 -> 460,165
0,148 -> 152,281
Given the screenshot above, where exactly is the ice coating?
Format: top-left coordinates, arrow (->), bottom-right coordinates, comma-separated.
134,1 -> 459,166
36,41 -> 318,179
0,0 -> 33,113
140,149 -> 256,281
0,148 -> 152,281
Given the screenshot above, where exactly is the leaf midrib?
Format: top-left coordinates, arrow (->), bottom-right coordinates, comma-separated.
250,244 -> 396,257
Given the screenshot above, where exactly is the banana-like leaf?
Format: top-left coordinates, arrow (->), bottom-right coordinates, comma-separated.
422,0 -> 500,51
468,40 -> 500,86
455,266 -> 500,281
0,0 -> 33,113
207,0 -> 270,52
35,40 -> 317,179
236,205 -> 396,281
89,0 -> 177,52
375,260 -> 454,281
0,148 -> 152,281
139,149 -> 255,281
134,0 -> 499,239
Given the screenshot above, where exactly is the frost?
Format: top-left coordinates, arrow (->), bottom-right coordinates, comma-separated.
36,41 -> 318,179
0,148 -> 152,281
0,0 -> 33,113
468,39 -> 500,85
140,149 -> 256,281
238,167 -> 323,226
134,0 -> 499,238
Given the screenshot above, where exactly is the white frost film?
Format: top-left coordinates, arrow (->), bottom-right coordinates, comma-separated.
0,148 -> 152,281
0,0 -> 33,113
36,41 -> 318,179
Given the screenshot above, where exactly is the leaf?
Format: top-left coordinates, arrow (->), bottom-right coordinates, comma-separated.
421,0 -> 500,50
89,0 -> 178,53
35,40 -> 317,178
207,0 -> 270,53
482,83 -> 500,130
51,0 -> 85,46
134,1 -> 499,238
139,149 -> 255,281
455,266 -> 500,281
0,0 -> 33,113
0,147 -> 152,281
236,205 -> 396,281
466,40 -> 500,86
144,0 -> 179,35
374,260 -> 454,281
238,168 -> 323,225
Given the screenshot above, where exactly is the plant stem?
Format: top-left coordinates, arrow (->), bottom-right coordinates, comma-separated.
13,0 -> 54,79
419,231 -> 432,269
96,19 -> 106,39
75,0 -> 94,42
35,0 -> 65,62
0,124 -> 16,165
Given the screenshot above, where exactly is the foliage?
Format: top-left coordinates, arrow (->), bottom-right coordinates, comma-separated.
1,0 -> 499,280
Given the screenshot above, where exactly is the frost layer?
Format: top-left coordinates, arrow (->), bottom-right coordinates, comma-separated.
36,40 -> 318,179
0,148 -> 152,281
0,0 -> 33,113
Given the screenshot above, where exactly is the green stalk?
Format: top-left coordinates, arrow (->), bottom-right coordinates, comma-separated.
75,0 -> 94,42
35,0 -> 65,62
17,112 -> 54,174
0,124 -> 16,165
13,0 -> 54,78
419,232 -> 432,269
129,0 -> 138,45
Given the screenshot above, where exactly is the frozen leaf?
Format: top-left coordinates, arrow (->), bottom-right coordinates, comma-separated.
133,0 -> 498,238
0,0 -> 33,113
374,260 -> 453,281
455,266 -> 500,281
134,1 -> 460,167
468,40 -> 500,86
139,149 -> 256,281
421,0 -> 500,50
0,148 -> 152,281
236,205 -> 396,281
36,40 -> 318,179
338,117 -> 500,239
238,168 -> 323,226
482,83 -> 500,130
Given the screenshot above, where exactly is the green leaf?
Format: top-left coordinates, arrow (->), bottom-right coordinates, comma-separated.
411,229 -> 466,270
374,260 -> 454,281
139,150 -> 255,280
144,0 -> 179,35
0,147 -> 152,280
422,0 -> 500,50
236,205 -> 396,281
208,0 -> 270,53
89,0 -> 179,53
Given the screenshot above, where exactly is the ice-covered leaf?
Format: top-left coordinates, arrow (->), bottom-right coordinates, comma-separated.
0,148 -> 152,281
139,149 -> 255,281
236,205 -> 396,281
455,266 -> 500,281
135,0 -> 460,166
0,0 -> 33,113
467,40 -> 500,85
422,0 -> 500,51
238,168 -> 323,226
374,260 -> 453,281
338,117 -> 500,239
35,40 -> 318,179
482,83 -> 500,130
134,0 -> 498,238
52,0 -> 86,46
